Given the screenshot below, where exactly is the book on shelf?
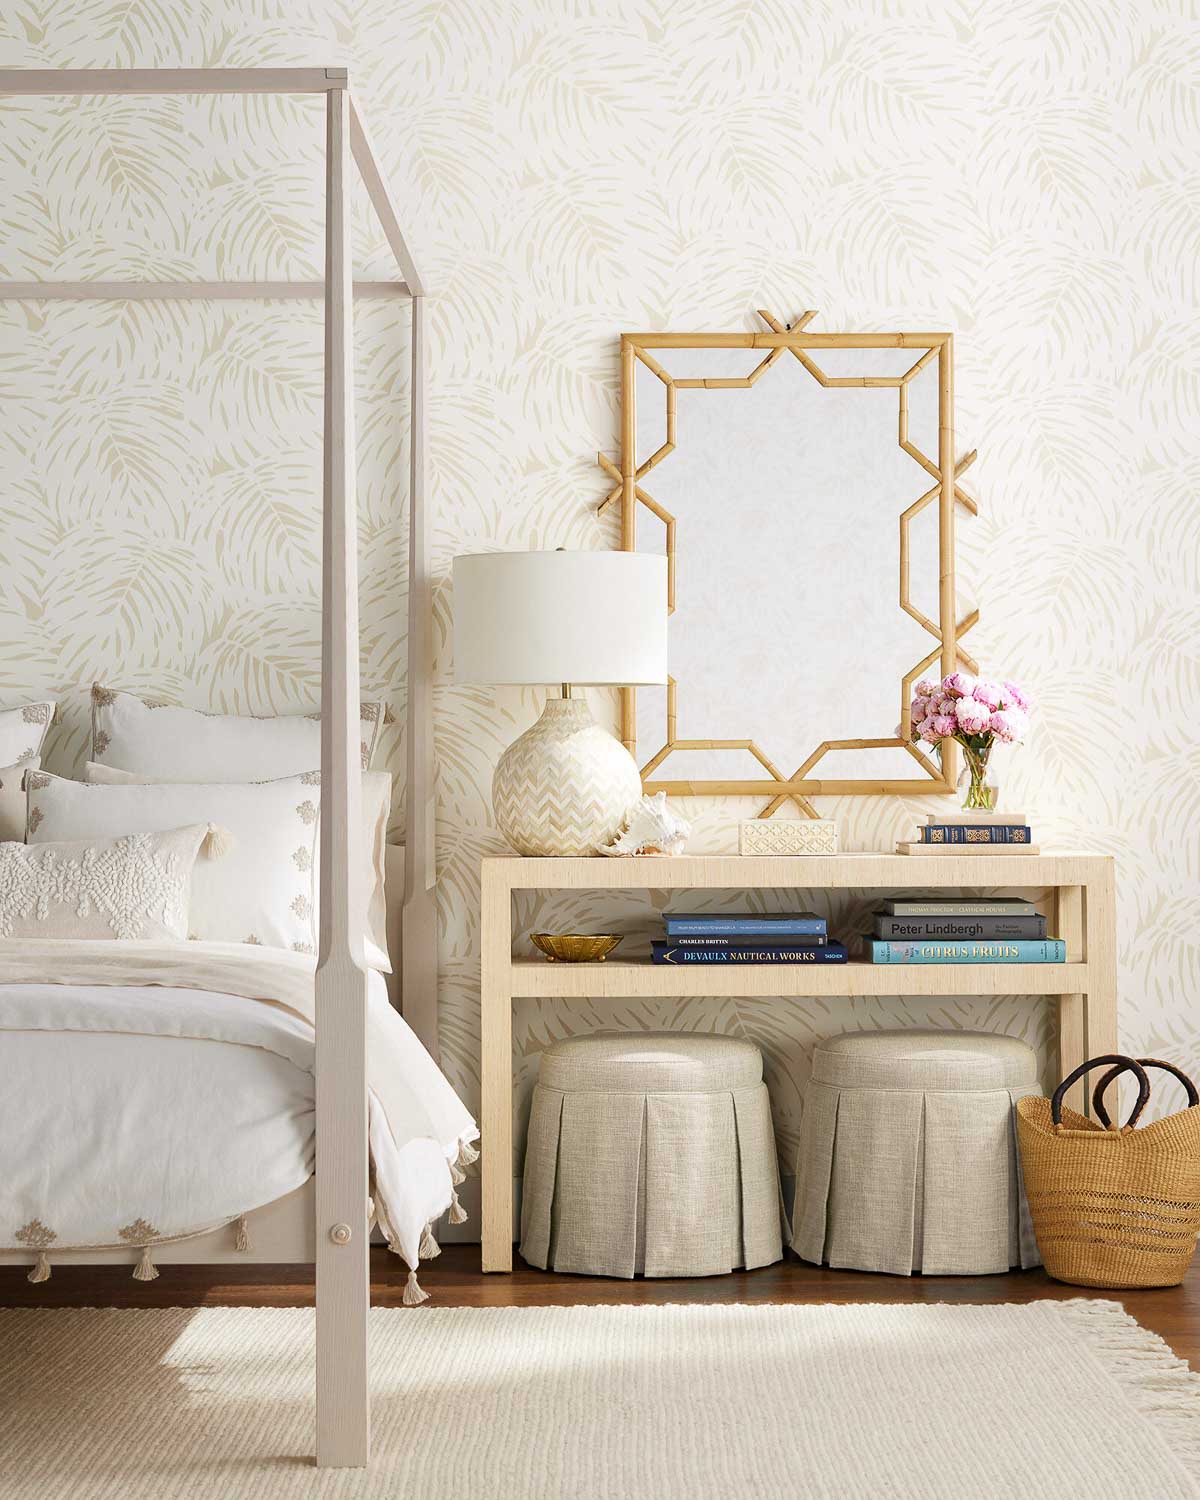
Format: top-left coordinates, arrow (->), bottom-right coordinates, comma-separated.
880,898 -> 1037,917
668,934 -> 828,948
921,824 -> 1033,845
865,938 -> 1066,964
664,912 -> 826,937
923,811 -> 1029,824
896,841 -> 1041,856
873,913 -> 1048,941
652,940 -> 848,965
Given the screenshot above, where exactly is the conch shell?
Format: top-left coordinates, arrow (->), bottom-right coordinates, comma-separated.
600,793 -> 690,857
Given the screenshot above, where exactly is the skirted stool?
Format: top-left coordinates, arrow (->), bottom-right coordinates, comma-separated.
520,1031 -> 783,1278
790,1029 -> 1042,1276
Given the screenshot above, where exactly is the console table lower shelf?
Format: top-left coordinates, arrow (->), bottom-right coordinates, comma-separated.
478,853 -> 1117,1273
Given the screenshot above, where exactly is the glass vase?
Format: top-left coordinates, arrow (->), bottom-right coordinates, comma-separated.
958,742 -> 999,812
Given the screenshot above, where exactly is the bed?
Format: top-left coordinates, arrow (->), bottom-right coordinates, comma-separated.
0,66 -> 448,1468
0,940 -> 475,1293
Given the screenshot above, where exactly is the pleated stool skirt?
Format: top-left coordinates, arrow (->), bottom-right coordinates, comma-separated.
790,1029 -> 1042,1276
520,1031 -> 784,1279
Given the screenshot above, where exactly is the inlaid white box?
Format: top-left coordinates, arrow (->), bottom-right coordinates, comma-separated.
739,820 -> 838,856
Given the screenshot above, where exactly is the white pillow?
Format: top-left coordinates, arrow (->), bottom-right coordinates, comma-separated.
0,702 -> 55,767
84,763 -> 393,971
0,825 -> 208,941
27,772 -> 320,953
90,685 -> 385,779
0,760 -> 37,842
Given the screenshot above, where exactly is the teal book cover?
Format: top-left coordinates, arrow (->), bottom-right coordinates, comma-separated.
866,938 -> 1066,964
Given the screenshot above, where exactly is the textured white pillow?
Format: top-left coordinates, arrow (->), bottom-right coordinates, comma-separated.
84,763 -> 393,971
0,702 -> 55,767
0,760 -> 38,842
90,685 -> 385,779
0,825 -> 207,941
27,772 -> 320,952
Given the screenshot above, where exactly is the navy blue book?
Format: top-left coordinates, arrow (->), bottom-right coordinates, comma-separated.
664,912 -> 826,937
652,940 -> 847,965
671,934 -> 827,948
921,824 -> 1033,845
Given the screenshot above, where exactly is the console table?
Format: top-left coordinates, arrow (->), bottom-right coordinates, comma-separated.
479,852 -> 1116,1272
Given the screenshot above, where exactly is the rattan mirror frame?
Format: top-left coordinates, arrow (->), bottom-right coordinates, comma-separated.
596,310 -> 979,817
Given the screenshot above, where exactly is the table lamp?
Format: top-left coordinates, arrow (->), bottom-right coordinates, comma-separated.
453,549 -> 668,856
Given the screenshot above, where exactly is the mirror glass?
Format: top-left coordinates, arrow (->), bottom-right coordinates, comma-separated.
623,335 -> 956,795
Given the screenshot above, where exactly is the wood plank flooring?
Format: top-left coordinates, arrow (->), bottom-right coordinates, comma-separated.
4,1247 -> 1199,1365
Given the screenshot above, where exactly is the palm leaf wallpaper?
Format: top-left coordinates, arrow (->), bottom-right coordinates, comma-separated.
1,2 -> 1198,1165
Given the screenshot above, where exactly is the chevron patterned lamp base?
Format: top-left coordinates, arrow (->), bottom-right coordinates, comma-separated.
492,695 -> 643,857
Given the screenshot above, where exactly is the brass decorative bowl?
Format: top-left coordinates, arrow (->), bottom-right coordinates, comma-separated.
531,932 -> 623,963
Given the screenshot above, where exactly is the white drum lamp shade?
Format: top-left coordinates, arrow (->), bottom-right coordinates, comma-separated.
453,550 -> 667,686
453,551 -> 668,856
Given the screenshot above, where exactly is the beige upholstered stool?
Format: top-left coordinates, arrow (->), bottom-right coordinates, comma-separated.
520,1031 -> 783,1278
791,1029 -> 1042,1276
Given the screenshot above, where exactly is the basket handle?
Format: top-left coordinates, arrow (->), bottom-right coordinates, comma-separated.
1052,1054 -> 1151,1130
1091,1057 -> 1200,1129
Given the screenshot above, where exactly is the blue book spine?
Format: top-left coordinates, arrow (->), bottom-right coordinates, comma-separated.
664,916 -> 826,936
866,938 -> 1065,964
671,935 -> 827,948
653,941 -> 847,964
921,825 -> 1033,845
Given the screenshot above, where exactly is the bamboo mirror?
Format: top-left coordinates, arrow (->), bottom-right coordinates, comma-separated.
597,311 -> 978,815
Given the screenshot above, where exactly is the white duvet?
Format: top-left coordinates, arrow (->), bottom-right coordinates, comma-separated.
0,940 -> 477,1272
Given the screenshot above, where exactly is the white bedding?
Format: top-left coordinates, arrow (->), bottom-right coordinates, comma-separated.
0,940 -> 477,1273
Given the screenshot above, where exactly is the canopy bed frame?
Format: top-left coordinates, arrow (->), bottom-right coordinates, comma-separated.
0,67 -> 436,1469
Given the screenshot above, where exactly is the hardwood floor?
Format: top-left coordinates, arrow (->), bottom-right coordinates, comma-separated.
5,1246 -> 1199,1364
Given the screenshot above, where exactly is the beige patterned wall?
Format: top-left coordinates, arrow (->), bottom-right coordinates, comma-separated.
2,3 -> 1198,1168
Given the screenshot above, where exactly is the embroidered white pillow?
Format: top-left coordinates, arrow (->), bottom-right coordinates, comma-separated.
26,772 -> 320,952
84,763 -> 393,971
90,685 -> 384,779
0,702 -> 55,767
0,826 -> 207,941
0,760 -> 38,842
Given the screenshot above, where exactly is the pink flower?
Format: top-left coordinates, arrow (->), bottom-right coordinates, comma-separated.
1003,680 -> 1030,713
990,708 -> 1028,743
910,695 -> 930,721
931,714 -> 957,738
916,714 -> 944,744
973,680 -> 1002,709
942,671 -> 976,699
955,695 -> 992,733
915,678 -> 937,698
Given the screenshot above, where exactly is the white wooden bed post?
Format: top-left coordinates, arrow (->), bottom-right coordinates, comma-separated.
402,292 -> 440,1061
315,81 -> 372,1469
347,98 -> 441,1062
0,67 -> 438,1470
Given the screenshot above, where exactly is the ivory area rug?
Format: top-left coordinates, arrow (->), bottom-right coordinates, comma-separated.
2,1301 -> 1199,1499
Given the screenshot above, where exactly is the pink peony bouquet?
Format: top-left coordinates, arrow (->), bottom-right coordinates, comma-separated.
907,672 -> 1031,811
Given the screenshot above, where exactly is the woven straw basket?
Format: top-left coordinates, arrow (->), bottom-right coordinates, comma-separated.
1016,1055 -> 1200,1289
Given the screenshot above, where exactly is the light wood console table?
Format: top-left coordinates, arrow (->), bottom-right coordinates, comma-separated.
479,852 -> 1117,1272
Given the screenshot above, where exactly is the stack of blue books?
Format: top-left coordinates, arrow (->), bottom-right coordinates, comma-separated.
652,912 -> 848,965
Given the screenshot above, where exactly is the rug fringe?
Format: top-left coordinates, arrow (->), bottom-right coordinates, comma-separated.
1059,1299 -> 1200,1478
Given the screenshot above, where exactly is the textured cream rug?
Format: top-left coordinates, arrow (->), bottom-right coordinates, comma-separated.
2,1301 -> 1199,1498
